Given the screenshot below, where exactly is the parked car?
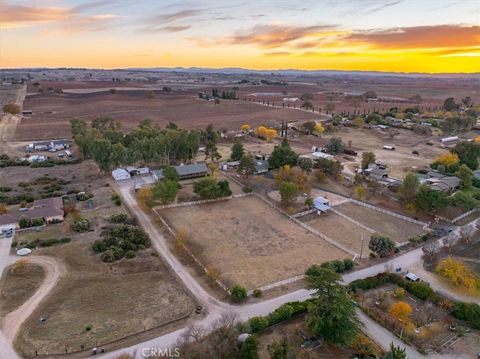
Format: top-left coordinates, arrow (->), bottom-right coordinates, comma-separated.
405,272 -> 420,282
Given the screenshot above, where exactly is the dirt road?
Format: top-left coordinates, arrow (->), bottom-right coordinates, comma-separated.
2,255 -> 65,344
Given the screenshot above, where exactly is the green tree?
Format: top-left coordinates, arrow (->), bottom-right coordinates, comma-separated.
231,141 -> 245,161
452,141 -> 480,170
163,165 -> 180,182
383,342 -> 407,359
369,235 -> 395,257
202,124 -> 221,162
152,179 -> 178,204
302,121 -> 316,134
268,139 -> 298,169
414,185 -> 448,213
398,173 -> 419,206
238,154 -> 256,177
70,118 -> 87,137
456,164 -> 473,189
361,152 -> 376,170
18,216 -> 31,229
298,157 -> 313,173
279,181 -> 298,207
267,337 -> 294,359
230,284 -> 247,302
443,97 -> 458,111
238,335 -> 259,359
306,268 -> 360,346
325,137 -> 344,154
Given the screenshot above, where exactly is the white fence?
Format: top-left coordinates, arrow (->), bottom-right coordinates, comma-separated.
349,198 -> 427,227
154,192 -> 252,210
252,193 -> 358,257
438,208 -> 479,225
330,208 -> 375,233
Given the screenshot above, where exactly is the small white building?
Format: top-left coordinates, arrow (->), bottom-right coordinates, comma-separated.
112,168 -> 131,181
313,197 -> 330,213
312,152 -> 334,161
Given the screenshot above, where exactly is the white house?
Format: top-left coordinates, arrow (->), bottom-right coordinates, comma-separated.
112,168 -> 131,181
313,197 -> 330,213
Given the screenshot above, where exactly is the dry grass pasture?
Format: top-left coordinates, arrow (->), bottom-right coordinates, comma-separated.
0,263 -> 46,318
301,212 -> 372,256
158,195 -> 347,290
334,202 -> 426,243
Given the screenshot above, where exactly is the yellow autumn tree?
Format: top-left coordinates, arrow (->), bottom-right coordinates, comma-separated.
355,185 -> 366,200
12,259 -> 29,274
240,124 -> 251,132
265,128 -> 277,141
137,187 -> 153,205
389,301 -> 412,322
434,152 -> 459,167
275,164 -> 292,184
292,167 -> 310,193
435,256 -> 478,289
0,203 -> 7,215
314,123 -> 325,134
475,136 -> 480,144
255,126 -> 267,138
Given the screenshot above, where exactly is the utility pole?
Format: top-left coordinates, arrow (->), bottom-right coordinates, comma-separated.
360,234 -> 364,259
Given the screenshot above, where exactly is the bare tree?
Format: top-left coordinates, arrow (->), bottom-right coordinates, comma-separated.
422,242 -> 438,263
460,227 -> 473,244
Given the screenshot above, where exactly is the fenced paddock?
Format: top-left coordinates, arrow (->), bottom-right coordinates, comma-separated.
334,202 -> 427,244
157,195 -> 347,290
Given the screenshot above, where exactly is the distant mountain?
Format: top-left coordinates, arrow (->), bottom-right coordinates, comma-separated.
124,67 -> 480,78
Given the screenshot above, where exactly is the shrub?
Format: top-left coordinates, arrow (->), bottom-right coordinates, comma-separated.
267,303 -> 294,325
404,281 -> 437,301
252,289 -> 262,298
230,284 -> 247,302
343,258 -> 354,270
394,287 -> 405,299
71,217 -> 90,232
31,218 -> 44,227
248,316 -> 269,333
109,213 -> 128,223
125,250 -> 136,259
368,235 -> 395,257
18,216 -> 31,229
242,185 -> 253,193
76,192 -> 93,201
2,103 -> 21,114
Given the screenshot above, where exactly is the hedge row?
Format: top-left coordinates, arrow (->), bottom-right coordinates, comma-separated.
306,258 -> 354,276
349,272 -> 480,329
245,300 -> 313,334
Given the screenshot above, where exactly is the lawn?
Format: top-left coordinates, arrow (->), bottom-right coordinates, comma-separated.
158,195 -> 348,290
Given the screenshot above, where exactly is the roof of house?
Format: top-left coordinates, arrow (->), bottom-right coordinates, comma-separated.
427,176 -> 460,191
254,160 -> 269,173
175,163 -> 208,177
0,197 -> 64,226
112,168 -> 131,179
426,171 -> 445,179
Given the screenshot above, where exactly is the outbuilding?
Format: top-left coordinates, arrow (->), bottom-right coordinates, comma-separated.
112,168 -> 131,181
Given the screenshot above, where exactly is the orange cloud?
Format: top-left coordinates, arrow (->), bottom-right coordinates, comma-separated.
225,24 -> 335,48
347,25 -> 480,49
0,1 -> 72,25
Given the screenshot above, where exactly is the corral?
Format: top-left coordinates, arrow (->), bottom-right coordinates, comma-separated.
334,202 -> 426,244
157,195 -> 348,290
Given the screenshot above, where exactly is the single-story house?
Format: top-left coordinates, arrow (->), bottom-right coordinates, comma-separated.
112,168 -> 131,181
0,197 -> 64,231
153,163 -> 209,181
425,176 -> 460,192
254,160 -> 269,175
27,139 -> 71,152
125,166 -> 150,176
363,164 -> 388,180
311,152 -> 334,161
175,163 -> 209,179
313,197 -> 330,213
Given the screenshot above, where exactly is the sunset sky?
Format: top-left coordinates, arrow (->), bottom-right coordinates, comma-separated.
0,0 -> 479,73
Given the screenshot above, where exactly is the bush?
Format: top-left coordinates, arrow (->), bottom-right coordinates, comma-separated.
71,217 -> 90,232
252,288 -> 262,298
230,284 -> 247,302
248,316 -> 270,333
18,216 -> 31,229
76,192 -> 93,201
403,281 -> 437,301
343,258 -> 354,270
2,103 -> 21,114
242,185 -> 253,193
109,213 -> 128,223
93,224 -> 150,262
31,218 -> 44,227
368,235 -> 395,257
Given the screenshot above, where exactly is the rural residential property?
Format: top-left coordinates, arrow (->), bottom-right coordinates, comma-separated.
0,1 -> 479,359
